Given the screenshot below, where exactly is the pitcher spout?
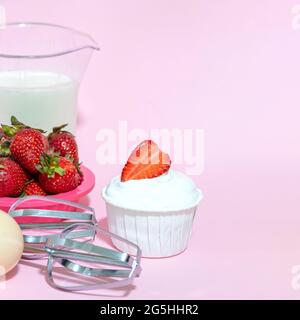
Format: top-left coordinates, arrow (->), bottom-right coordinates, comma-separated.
0,22 -> 100,59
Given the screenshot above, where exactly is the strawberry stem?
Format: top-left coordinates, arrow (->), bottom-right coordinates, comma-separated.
36,153 -> 66,178
11,116 -> 25,127
11,115 -> 46,133
52,124 -> 68,133
48,124 -> 69,139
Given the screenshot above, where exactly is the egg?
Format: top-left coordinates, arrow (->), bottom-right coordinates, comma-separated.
0,210 -> 24,275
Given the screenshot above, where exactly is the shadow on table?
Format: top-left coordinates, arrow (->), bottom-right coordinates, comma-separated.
17,196 -> 137,298
19,259 -> 136,298
5,264 -> 20,281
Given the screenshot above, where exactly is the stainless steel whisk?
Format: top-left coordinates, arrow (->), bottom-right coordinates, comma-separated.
9,196 -> 142,291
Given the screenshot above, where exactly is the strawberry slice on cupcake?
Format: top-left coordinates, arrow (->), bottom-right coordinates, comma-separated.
121,140 -> 171,182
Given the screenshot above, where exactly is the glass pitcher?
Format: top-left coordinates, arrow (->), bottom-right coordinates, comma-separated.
0,22 -> 99,133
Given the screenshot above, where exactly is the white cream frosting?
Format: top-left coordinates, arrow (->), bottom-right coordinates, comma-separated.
102,170 -> 203,212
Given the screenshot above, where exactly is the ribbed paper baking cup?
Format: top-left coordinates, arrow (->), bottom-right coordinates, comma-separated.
104,202 -> 199,258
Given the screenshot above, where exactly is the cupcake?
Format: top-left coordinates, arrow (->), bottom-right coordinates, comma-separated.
102,140 -> 203,258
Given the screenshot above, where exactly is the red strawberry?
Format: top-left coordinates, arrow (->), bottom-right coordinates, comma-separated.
48,124 -> 79,163
37,154 -> 82,194
9,128 -> 49,174
23,180 -> 46,196
0,158 -> 27,197
121,140 -> 171,182
1,116 -> 48,172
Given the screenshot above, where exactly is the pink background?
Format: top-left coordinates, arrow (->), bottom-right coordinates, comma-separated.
0,0 -> 300,299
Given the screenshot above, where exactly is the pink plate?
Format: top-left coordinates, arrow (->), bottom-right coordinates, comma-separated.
0,166 -> 95,223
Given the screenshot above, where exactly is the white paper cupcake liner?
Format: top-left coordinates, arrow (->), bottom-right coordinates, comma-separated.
104,201 -> 199,258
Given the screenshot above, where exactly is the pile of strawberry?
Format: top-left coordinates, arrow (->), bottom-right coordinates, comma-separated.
0,116 -> 82,197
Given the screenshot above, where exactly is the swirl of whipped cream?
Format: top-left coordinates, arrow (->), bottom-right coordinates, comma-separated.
102,170 -> 203,212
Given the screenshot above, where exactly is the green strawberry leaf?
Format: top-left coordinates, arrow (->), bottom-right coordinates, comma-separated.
1,124 -> 17,137
54,167 -> 65,176
0,140 -> 11,157
11,115 -> 46,133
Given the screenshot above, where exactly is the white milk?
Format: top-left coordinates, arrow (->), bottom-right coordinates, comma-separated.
0,71 -> 78,133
